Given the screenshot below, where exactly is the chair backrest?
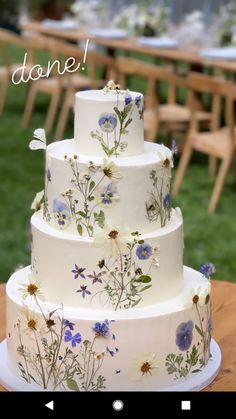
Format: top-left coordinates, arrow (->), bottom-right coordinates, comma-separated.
0,29 -> 29,68
187,72 -> 236,145
115,56 -> 188,108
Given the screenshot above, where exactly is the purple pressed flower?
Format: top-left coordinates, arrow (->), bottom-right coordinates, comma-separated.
46,168 -> 51,182
99,183 -> 117,206
64,319 -> 75,331
208,318 -> 212,333
163,193 -> 171,209
200,263 -> 216,279
176,321 -> 193,351
72,264 -> 86,279
92,319 -> 110,337
115,347 -> 119,353
106,346 -> 114,357
124,94 -> 132,105
87,271 -> 105,284
115,370 -> 121,374
112,333 -> 116,341
135,95 -> 142,108
98,113 -> 117,133
136,243 -> 152,260
171,139 -> 178,156
58,355 -> 63,360
64,329 -> 81,347
53,199 -> 68,213
76,285 -> 91,298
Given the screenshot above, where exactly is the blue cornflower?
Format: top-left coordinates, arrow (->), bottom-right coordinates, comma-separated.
163,193 -> 171,209
135,95 -> 142,108
136,243 -> 152,260
124,94 -> 132,105
63,320 -> 75,331
71,264 -> 86,279
64,330 -> 81,347
92,319 -> 110,337
76,285 -> 91,298
200,263 -> 216,279
98,113 -> 117,132
175,321 -> 193,351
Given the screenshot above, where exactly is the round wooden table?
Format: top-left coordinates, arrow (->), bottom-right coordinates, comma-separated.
0,280 -> 236,391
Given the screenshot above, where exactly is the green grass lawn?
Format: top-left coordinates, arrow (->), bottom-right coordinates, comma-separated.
0,47 -> 236,283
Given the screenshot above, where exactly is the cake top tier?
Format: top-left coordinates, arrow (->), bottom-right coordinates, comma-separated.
74,87 -> 144,158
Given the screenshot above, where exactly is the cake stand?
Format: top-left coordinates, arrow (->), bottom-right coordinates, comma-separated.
0,339 -> 221,391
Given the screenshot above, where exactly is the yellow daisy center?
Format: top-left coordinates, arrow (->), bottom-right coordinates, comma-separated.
141,361 -> 152,375
108,230 -> 119,239
28,319 -> 37,330
163,158 -> 170,168
27,284 -> 38,295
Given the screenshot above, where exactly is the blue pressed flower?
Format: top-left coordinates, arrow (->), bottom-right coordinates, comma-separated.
98,113 -> 117,133
72,264 -> 86,279
64,319 -> 75,331
124,94 -> 132,105
46,168 -> 51,182
171,139 -> 178,156
106,346 -> 114,357
53,199 -> 68,213
92,319 -> 110,337
175,321 -> 193,351
64,329 -> 82,347
208,318 -> 212,333
87,271 -> 104,284
136,243 -> 152,260
163,193 -> 171,209
135,95 -> 142,108
99,183 -> 118,207
76,285 -> 91,298
200,263 -> 216,279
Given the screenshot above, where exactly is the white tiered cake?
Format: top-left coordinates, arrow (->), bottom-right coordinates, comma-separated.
0,84 -> 221,391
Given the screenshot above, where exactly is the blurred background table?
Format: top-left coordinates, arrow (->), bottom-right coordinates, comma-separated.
0,280 -> 236,392
21,21 -> 236,74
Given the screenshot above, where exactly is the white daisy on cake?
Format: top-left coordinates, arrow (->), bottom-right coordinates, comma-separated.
157,144 -> 174,168
20,305 -> 46,338
93,219 -> 129,257
129,352 -> 159,381
184,282 -> 211,309
18,272 -> 45,302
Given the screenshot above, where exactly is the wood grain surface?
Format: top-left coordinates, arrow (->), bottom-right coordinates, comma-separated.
0,280 -> 236,391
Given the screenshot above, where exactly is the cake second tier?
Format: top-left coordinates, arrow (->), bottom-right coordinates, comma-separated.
44,139 -> 173,236
31,208 -> 183,310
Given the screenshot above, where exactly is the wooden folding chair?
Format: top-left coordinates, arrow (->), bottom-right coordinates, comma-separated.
115,57 -> 211,142
54,49 -> 116,140
173,72 -> 236,213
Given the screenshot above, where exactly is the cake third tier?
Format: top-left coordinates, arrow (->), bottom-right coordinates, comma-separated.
44,140 -> 173,236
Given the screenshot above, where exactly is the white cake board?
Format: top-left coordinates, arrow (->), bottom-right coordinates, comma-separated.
0,339 -> 221,392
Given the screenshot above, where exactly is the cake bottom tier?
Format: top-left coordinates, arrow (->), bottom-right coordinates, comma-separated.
5,266 -> 215,391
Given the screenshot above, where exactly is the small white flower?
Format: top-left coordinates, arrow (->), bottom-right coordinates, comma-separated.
129,352 -> 159,382
31,190 -> 44,211
18,272 -> 46,302
184,282 -> 211,309
29,128 -> 46,150
151,245 -> 160,267
20,305 -> 46,338
94,219 -> 129,257
102,159 -> 122,181
157,144 -> 174,168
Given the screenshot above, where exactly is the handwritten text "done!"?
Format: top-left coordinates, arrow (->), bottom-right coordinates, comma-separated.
12,39 -> 89,85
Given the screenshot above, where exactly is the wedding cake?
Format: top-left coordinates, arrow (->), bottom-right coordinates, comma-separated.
1,82 -> 220,391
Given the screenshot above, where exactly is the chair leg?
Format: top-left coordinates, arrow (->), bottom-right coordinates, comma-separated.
172,141 -> 193,196
208,158 -> 232,213
22,85 -> 37,128
145,114 -> 160,142
0,79 -> 9,115
45,91 -> 61,134
209,156 -> 217,177
55,100 -> 71,140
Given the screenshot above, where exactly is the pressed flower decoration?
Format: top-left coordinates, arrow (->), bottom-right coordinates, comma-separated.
165,262 -> 214,380
145,140 -> 177,227
61,155 -> 122,236
52,199 -> 71,229
18,272 -> 45,302
129,352 -> 159,381
15,280 -> 119,391
70,222 -> 160,310
90,81 -> 144,157
29,128 -> 51,222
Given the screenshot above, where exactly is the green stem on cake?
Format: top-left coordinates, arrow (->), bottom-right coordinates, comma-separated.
84,337 -> 96,391
34,331 -> 47,389
195,303 -> 206,366
17,325 -> 31,383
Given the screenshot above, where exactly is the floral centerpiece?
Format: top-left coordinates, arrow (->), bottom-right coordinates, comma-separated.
211,2 -> 236,47
176,10 -> 205,47
113,2 -> 170,37
70,0 -> 107,27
